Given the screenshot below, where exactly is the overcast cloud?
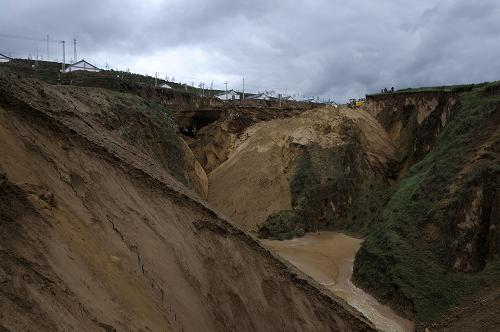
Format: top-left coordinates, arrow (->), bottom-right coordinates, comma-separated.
1,0 -> 499,101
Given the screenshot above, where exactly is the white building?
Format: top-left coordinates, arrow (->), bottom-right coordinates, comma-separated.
215,90 -> 240,100
294,96 -> 315,102
246,93 -> 266,100
160,83 -> 172,89
64,59 -> 100,73
0,53 -> 12,63
246,92 -> 277,100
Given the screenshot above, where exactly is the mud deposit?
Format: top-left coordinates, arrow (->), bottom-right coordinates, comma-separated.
261,232 -> 414,332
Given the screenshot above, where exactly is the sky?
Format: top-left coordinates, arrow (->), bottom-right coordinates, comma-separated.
1,0 -> 500,101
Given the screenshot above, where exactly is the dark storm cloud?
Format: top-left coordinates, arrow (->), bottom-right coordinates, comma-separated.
1,0 -> 499,101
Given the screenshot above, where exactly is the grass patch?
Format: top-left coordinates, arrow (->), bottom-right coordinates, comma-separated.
100,91 -> 189,186
258,210 -> 305,240
367,81 -> 498,97
0,59 -> 221,96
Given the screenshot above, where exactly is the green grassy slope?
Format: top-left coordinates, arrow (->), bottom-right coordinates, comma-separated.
95,91 -> 190,186
353,82 -> 500,326
0,59 -> 217,96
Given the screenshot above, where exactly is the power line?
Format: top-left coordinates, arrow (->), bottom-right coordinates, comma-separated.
1,40 -> 329,99
0,32 -> 60,43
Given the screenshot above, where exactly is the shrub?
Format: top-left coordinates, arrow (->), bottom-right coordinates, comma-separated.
258,210 -> 305,240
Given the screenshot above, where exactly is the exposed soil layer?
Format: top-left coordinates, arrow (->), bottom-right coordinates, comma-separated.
207,107 -> 395,233
355,86 -> 500,326
0,72 -> 375,331
365,91 -> 459,175
189,107 -> 306,173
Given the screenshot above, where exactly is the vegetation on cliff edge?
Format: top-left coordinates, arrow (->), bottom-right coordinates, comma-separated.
353,83 -> 500,326
259,122 -> 391,240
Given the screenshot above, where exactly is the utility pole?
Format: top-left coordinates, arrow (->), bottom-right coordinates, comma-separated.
60,40 -> 65,72
155,72 -> 158,87
73,38 -> 77,63
46,34 -> 49,62
242,77 -> 245,100
224,81 -> 228,100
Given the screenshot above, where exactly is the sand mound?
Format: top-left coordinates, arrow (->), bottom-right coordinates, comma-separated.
208,107 -> 395,231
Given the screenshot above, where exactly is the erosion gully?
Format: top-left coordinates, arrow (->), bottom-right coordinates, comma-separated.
261,232 -> 414,332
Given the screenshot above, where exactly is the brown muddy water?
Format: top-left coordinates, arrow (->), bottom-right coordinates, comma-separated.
261,232 -> 414,332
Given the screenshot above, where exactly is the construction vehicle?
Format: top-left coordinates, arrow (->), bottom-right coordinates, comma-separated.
347,98 -> 365,108
356,99 -> 365,107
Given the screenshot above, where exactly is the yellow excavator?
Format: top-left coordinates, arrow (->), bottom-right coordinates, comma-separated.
347,98 -> 365,108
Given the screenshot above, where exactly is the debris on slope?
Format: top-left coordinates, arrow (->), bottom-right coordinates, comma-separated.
208,107 -> 395,235
189,107 -> 304,173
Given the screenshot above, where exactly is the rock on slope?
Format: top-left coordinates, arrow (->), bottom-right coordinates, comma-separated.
0,72 -> 374,331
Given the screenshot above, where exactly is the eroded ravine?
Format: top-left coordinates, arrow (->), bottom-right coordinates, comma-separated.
261,233 -> 414,332
203,106 -> 413,330
0,72 -> 376,331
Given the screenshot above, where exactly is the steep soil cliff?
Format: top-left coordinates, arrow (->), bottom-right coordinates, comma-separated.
365,91 -> 459,175
62,85 -> 209,198
0,72 -> 375,331
353,85 -> 500,327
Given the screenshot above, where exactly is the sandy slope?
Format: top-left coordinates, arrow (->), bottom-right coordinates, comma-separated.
208,107 -> 395,231
0,73 -> 374,331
